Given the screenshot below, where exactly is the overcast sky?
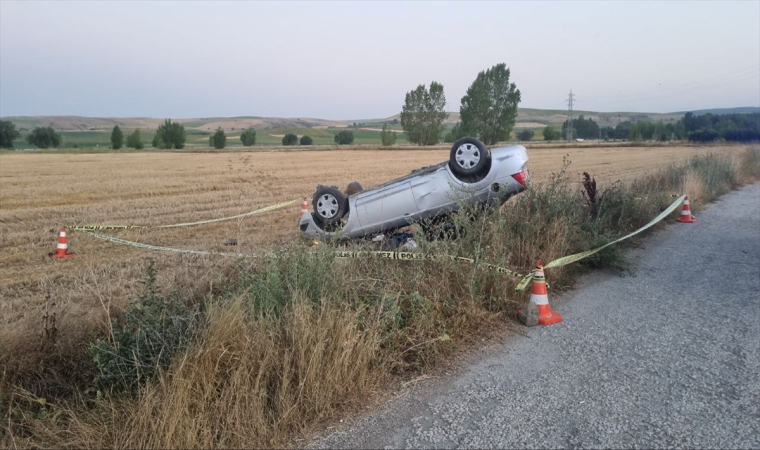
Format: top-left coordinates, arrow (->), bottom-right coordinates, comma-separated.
1,1 -> 758,119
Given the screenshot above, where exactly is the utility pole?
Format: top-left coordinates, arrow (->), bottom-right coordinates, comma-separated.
565,89 -> 575,141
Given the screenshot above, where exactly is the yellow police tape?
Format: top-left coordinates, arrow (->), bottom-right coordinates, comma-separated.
73,195 -> 686,291
514,194 -> 685,291
68,199 -> 298,231
75,230 -> 527,278
333,251 -> 527,278
78,230 -> 269,257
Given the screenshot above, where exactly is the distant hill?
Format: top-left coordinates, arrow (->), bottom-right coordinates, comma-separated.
671,107 -> 760,116
3,107 -> 756,132
1,116 -> 350,132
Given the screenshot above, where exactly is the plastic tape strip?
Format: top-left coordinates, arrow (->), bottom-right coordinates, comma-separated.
69,199 -> 298,231
515,195 -> 685,291
78,230 -> 272,257
333,251 -> 525,278
76,232 -> 525,279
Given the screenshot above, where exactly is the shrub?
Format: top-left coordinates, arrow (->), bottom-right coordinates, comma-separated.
300,135 -> 313,145
240,129 -> 256,146
212,128 -> 226,149
125,129 -> 144,149
543,126 -> 560,141
89,261 -> 201,392
380,124 -> 396,146
26,127 -> 62,148
334,130 -> 354,145
517,129 -> 535,141
282,133 -> 298,146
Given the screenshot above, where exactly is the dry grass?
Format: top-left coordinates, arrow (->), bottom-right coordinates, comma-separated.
2,144 -> 757,449
12,296 -> 381,449
681,169 -> 707,205
0,144 -> 751,376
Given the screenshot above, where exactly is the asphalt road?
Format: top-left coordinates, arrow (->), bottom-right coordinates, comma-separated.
314,184 -> 760,449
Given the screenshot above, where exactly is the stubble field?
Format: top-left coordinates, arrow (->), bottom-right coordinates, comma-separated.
0,143 -> 749,347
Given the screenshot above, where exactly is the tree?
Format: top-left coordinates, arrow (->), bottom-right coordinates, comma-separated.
110,125 -> 124,149
240,129 -> 256,146
459,63 -> 521,145
400,81 -> 448,145
444,122 -> 466,143
543,126 -> 560,141
0,120 -> 21,149
334,130 -> 354,145
600,127 -> 615,141
153,119 -> 186,149
517,129 -> 535,141
282,133 -> 298,145
125,129 -> 144,149
212,128 -> 226,149
380,123 -> 396,146
300,135 -> 313,145
26,127 -> 62,148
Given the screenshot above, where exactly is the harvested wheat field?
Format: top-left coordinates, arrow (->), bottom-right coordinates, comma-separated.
0,143 -> 750,344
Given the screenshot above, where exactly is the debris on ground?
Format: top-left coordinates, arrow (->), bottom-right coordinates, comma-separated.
372,231 -> 418,250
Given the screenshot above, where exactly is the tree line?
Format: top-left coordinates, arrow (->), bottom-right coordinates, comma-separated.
1,109 -> 757,151
541,112 -> 759,143
682,112 -> 760,142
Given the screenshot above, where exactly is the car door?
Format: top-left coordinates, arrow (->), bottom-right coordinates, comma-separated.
355,181 -> 418,232
410,168 -> 459,220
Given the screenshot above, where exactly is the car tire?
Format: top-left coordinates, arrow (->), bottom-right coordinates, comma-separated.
449,137 -> 489,177
312,185 -> 348,226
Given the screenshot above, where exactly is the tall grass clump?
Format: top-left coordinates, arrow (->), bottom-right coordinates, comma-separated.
734,146 -> 760,182
3,149 -> 757,449
89,261 -> 202,392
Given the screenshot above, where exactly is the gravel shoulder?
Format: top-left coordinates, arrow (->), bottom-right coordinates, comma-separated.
313,183 -> 760,449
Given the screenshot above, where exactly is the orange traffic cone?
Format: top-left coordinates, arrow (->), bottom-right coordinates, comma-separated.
676,195 -> 697,223
299,197 -> 309,218
50,227 -> 74,258
518,260 -> 562,326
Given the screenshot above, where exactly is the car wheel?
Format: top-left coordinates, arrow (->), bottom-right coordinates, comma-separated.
312,185 -> 348,226
449,137 -> 489,177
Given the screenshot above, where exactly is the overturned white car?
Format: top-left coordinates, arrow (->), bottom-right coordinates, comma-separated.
299,137 -> 530,240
